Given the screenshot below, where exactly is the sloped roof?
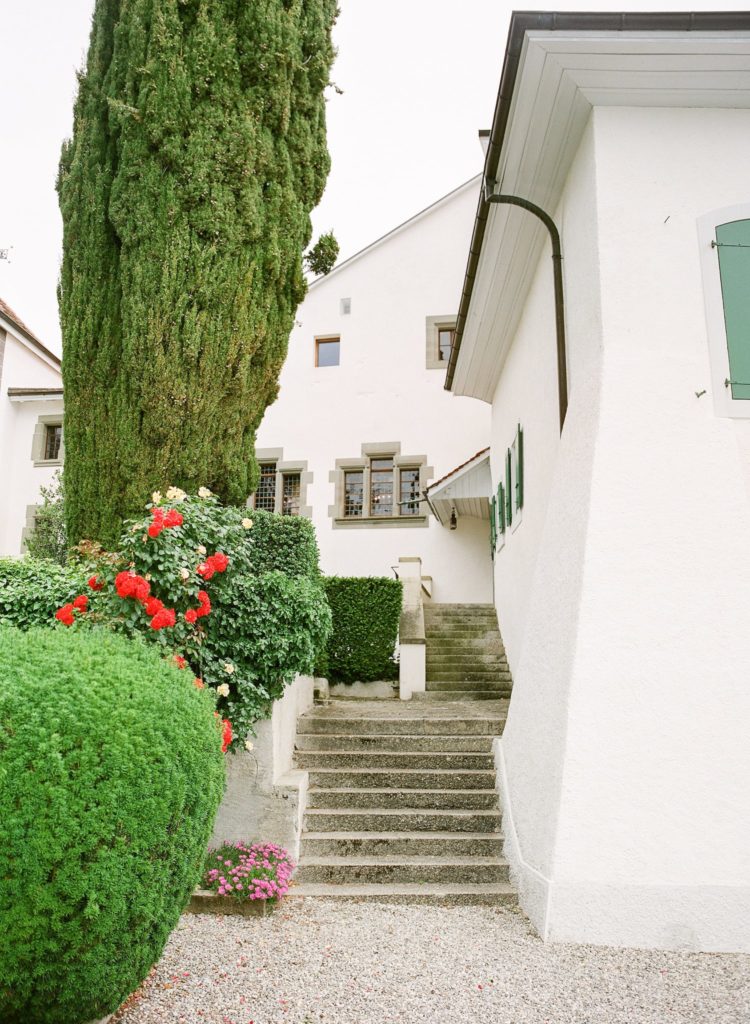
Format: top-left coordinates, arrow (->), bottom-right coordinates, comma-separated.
0,297 -> 61,367
426,448 -> 490,493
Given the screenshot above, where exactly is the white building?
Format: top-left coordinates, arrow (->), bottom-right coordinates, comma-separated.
448,11 -> 750,952
0,299 -> 63,555
253,176 -> 493,603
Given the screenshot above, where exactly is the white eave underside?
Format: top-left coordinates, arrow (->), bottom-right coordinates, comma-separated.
452,29 -> 750,402
427,453 -> 492,525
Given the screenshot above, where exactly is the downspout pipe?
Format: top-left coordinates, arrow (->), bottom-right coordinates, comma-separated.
483,183 -> 568,432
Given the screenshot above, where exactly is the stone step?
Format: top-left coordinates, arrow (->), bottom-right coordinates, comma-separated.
295,856 -> 509,885
287,882 -> 517,906
306,787 -> 499,810
427,641 -> 505,654
296,733 -> 495,753
296,750 -> 494,771
425,680 -> 509,691
426,652 -> 508,664
297,715 -> 505,736
301,830 -> 503,857
306,767 -> 497,790
427,669 -> 511,680
414,690 -> 511,701
303,807 -> 502,833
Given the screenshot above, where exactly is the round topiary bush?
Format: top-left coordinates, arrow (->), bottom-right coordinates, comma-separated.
0,626 -> 226,1024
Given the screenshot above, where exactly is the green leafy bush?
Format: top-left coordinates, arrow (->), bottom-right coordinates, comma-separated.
0,626 -> 225,1024
320,577 -> 403,683
0,557 -> 88,630
24,472 -> 67,564
245,508 -> 323,580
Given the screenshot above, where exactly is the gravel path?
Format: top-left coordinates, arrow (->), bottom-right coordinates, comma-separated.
116,901 -> 749,1024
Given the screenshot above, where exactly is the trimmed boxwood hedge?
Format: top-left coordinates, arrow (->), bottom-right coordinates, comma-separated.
320,576 -> 403,683
0,626 -> 225,1024
0,557 -> 88,630
245,508 -> 322,581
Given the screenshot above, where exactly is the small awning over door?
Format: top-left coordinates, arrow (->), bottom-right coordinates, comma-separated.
425,448 -> 492,526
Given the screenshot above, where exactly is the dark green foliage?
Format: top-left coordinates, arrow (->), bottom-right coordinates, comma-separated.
0,626 -> 225,1024
320,576 -> 402,683
305,230 -> 339,276
245,507 -> 322,580
58,0 -> 338,545
0,557 -> 88,630
24,472 -> 67,564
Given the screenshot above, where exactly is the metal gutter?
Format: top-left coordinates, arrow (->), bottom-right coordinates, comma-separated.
445,9 -> 750,395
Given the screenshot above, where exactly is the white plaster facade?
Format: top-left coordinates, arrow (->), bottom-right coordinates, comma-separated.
255,178 -> 493,603
450,15 -> 750,953
0,301 -> 63,556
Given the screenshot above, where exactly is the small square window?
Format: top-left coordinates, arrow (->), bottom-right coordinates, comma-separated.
254,463 -> 277,511
44,424 -> 62,461
282,473 -> 301,516
316,337 -> 340,367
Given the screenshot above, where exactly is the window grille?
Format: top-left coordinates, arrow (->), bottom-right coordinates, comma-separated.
399,467 -> 420,516
282,473 -> 301,516
44,424 -> 62,461
438,327 -> 455,362
344,470 -> 364,517
255,463 -> 277,511
370,457 -> 394,516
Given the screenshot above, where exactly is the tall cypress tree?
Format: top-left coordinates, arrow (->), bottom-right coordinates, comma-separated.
58,0 -> 337,544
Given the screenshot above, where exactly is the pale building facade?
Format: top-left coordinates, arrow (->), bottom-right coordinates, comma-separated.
449,12 -> 750,952
0,299 -> 63,556
254,177 -> 493,603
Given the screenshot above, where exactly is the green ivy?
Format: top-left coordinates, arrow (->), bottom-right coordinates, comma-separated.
0,558 -> 88,630
0,626 -> 225,1024
320,577 -> 403,683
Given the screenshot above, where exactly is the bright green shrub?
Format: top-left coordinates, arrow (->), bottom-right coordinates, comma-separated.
0,626 -> 225,1024
321,577 -> 403,683
0,557 -> 88,630
24,472 -> 67,564
69,492 -> 331,745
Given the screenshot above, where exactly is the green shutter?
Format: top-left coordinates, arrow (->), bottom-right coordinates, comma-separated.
497,481 -> 505,534
505,450 -> 512,527
516,424 -> 524,511
490,495 -> 497,553
716,219 -> 750,400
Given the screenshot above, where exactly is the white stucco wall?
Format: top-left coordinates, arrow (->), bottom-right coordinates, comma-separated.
0,329 -> 63,556
255,180 -> 493,603
490,107 -> 750,950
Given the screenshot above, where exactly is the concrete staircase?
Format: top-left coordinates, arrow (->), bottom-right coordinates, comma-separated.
291,698 -> 516,905
423,603 -> 512,701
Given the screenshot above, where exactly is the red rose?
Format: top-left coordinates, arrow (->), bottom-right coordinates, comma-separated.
88,575 -> 104,592
194,677 -> 205,689
147,523 -> 163,539
196,562 -> 215,580
164,509 -> 184,528
144,596 -> 164,616
151,507 -> 165,522
207,552 -> 229,573
115,571 -> 135,598
196,590 -> 211,618
184,608 -> 198,624
149,608 -> 176,630
214,713 -> 233,753
133,578 -> 150,602
55,603 -> 75,627
72,594 -> 88,612
173,654 -> 187,670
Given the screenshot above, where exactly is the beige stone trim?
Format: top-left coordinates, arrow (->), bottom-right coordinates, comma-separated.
250,448 -> 312,518
31,413 -> 64,467
20,503 -> 39,553
328,442 -> 433,527
425,314 -> 457,370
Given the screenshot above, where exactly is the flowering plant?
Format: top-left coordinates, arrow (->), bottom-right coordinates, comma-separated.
203,842 -> 294,902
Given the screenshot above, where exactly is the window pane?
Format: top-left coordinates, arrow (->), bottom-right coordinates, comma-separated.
44,424 -> 62,461
282,473 -> 301,515
316,338 -> 340,367
371,458 -> 394,516
254,463 -> 277,511
344,471 -> 363,517
438,328 -> 454,362
399,467 -> 420,516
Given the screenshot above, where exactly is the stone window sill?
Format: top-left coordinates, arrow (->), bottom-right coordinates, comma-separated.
334,515 -> 428,528
33,459 -> 63,468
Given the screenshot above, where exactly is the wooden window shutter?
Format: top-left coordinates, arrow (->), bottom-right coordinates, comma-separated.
490,495 -> 497,552
716,219 -> 750,400
505,449 -> 513,527
497,481 -> 505,534
516,424 -> 524,510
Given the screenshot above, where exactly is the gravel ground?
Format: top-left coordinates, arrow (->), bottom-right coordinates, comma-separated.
116,901 -> 749,1024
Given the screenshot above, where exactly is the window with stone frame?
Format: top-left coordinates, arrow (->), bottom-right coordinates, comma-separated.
254,462 -> 277,511
426,315 -> 457,369
330,444 -> 432,527
249,450 -> 312,517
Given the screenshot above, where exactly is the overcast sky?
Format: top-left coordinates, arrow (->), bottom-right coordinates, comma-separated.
3,0 -> 749,354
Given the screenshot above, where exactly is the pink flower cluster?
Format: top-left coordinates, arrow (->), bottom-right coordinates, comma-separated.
204,842 -> 294,902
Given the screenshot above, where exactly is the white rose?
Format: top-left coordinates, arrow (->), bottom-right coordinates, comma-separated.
242,518 -> 253,529
179,567 -> 190,580
166,486 -> 187,502
198,486 -> 212,498
196,544 -> 207,556
216,683 -> 230,697
244,739 -> 254,752
223,662 -> 235,675
151,491 -> 162,505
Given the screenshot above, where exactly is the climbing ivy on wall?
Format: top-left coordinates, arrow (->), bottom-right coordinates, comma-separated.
58,0 -> 337,545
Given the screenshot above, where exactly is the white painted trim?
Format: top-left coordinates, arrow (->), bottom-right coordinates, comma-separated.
493,735 -> 552,941
697,201 -> 750,418
0,315 -> 61,375
8,391 -> 64,404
